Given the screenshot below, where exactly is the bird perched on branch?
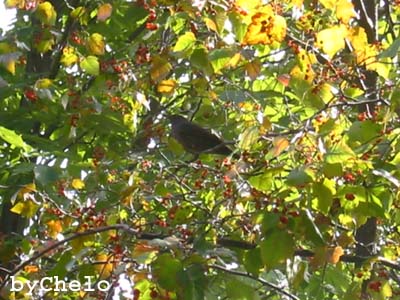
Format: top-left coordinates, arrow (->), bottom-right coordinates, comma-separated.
168,114 -> 236,157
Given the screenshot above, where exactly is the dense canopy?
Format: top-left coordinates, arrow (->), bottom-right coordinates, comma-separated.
0,0 -> 400,299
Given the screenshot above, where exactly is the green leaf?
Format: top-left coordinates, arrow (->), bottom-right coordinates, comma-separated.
260,230 -> 294,268
248,171 -> 273,193
324,142 -> 355,164
209,49 -> 235,73
347,120 -> 381,145
173,31 -> 196,56
225,277 -> 259,300
177,264 -> 206,300
312,179 -> 336,214
378,37 -> 400,58
243,247 -> 262,276
80,55 -> 99,75
190,48 -> 214,75
152,253 -> 183,291
0,126 -> 32,151
322,162 -> 343,178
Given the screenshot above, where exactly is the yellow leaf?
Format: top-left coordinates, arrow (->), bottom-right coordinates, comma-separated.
36,2 -> 57,26
239,126 -> 260,150
150,55 -> 172,82
245,60 -> 261,80
87,33 -> 105,56
17,183 -> 36,199
11,200 -> 39,218
46,220 -> 63,239
71,178 -> 85,190
95,253 -> 114,278
227,52 -> 242,68
321,0 -> 355,23
235,0 -> 261,15
35,78 -> 53,89
316,25 -> 347,58
242,5 -> 286,45
61,46 -> 78,66
272,137 -> 289,157
97,3 -> 113,22
5,0 -> 25,9
157,79 -> 177,95
204,17 -> 217,32
5,60 -> 15,75
336,0 -> 356,23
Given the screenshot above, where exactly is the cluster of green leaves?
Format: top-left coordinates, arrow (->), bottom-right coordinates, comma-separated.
1,0 -> 400,299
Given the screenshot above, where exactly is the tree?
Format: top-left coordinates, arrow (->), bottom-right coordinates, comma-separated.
0,0 -> 399,299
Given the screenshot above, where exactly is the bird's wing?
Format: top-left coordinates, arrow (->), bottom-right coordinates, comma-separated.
174,122 -> 225,153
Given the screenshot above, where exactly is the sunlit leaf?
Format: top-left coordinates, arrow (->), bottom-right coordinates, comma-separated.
243,5 -> 286,45
71,178 -> 85,190
316,25 -> 347,58
272,137 -> 289,157
11,200 -> 39,218
95,253 -> 114,279
238,126 -> 259,150
80,55 -> 99,75
173,31 -> 196,56
0,126 -> 32,151
157,79 -> 178,95
61,46 -> 78,66
36,2 -> 57,26
46,220 -> 63,239
87,33 -> 105,56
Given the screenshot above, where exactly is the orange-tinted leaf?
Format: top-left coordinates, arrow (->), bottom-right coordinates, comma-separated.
87,33 -> 105,56
277,74 -> 290,86
243,6 -> 286,45
46,220 -> 63,239
24,265 -> 39,273
97,3 -> 113,22
95,253 -> 114,278
157,79 -> 177,95
245,60 -> 261,80
327,246 -> 344,264
272,137 -> 289,157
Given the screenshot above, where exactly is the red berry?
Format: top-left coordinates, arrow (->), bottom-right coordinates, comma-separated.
146,22 -> 158,30
24,89 -> 38,102
279,215 -> 289,224
343,172 -> 355,182
150,289 -> 158,298
345,193 -> 355,201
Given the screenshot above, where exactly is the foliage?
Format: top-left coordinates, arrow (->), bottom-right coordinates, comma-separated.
0,0 -> 400,299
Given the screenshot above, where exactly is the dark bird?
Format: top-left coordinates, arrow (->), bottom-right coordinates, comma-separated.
168,114 -> 235,156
